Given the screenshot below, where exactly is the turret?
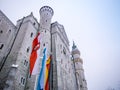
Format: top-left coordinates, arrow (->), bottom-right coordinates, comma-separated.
39,6 -> 54,30
72,41 -> 83,64
39,6 -> 54,56
71,41 -> 87,90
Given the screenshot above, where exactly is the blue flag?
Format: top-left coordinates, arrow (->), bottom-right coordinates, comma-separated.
37,48 -> 47,90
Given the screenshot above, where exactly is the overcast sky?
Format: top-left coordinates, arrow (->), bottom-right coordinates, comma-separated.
0,0 -> 120,90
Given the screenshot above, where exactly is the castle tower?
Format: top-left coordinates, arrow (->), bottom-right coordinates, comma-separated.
39,6 -> 54,56
72,42 -> 87,90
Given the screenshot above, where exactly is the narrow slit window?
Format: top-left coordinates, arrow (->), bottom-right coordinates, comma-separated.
27,47 -> 30,53
30,32 -> 33,37
0,44 -> 4,49
0,30 -> 3,34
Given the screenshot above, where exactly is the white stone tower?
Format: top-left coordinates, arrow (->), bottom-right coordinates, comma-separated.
72,42 -> 87,90
39,6 -> 54,56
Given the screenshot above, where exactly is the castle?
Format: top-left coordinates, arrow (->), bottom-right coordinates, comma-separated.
0,6 -> 87,90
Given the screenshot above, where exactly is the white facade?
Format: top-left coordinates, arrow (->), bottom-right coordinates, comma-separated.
0,6 -> 87,90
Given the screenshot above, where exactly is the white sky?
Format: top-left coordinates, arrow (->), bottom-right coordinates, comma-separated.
0,0 -> 120,90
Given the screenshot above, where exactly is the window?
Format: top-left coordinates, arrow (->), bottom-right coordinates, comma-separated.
24,60 -> 28,66
21,77 -> 23,83
30,32 -> 33,37
27,47 -> 30,53
0,30 -> 3,33
43,43 -> 45,46
20,77 -> 26,85
9,29 -> 11,32
83,79 -> 85,81
33,22 -> 36,25
80,85 -> 82,88
0,44 -> 4,49
26,61 -> 28,66
63,47 -> 66,55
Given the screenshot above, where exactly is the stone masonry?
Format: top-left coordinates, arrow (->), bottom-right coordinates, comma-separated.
0,6 -> 87,90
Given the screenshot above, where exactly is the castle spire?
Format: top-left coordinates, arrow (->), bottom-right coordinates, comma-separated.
72,41 -> 77,50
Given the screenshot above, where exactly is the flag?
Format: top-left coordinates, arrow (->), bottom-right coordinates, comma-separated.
30,33 -> 41,75
44,55 -> 52,90
37,48 -> 47,90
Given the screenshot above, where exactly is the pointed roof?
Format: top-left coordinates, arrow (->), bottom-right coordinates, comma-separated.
72,41 -> 77,50
72,41 -> 80,55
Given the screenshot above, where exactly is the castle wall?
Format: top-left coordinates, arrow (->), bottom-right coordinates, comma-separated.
0,13 -> 39,90
14,19 -> 38,90
51,22 -> 77,90
0,10 -> 16,71
0,11 -> 17,89
0,6 -> 87,90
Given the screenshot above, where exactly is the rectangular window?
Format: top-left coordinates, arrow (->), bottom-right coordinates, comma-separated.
20,76 -> 26,86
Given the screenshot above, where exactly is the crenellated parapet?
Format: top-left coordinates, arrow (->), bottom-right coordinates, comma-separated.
40,6 -> 54,16
39,6 -> 54,31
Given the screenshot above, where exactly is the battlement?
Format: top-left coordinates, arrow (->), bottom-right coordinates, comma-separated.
40,6 -> 54,16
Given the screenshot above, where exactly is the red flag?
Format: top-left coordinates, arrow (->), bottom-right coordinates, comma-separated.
30,33 -> 41,75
